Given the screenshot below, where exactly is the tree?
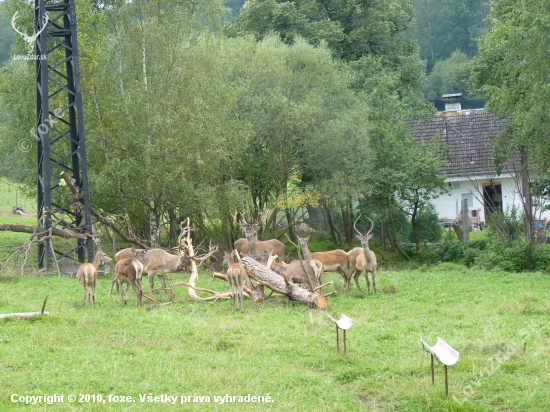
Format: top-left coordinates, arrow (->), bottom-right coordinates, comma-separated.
0,7 -> 15,67
413,0 -> 488,71
472,0 -> 550,262
423,50 -> 474,101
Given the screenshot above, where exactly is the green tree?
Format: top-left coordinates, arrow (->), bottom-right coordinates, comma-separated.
472,0 -> 550,261
423,50 -> 477,102
0,7 -> 15,67
413,0 -> 488,71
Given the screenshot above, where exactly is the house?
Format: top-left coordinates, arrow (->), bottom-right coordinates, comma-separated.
409,98 -> 550,229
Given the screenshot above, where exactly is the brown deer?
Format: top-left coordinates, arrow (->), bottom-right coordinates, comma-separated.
226,249 -> 248,313
77,251 -> 113,309
113,247 -> 190,291
233,210 -> 285,261
113,249 -> 147,307
347,215 -> 377,294
110,248 -> 147,294
273,258 -> 323,291
297,236 -> 350,289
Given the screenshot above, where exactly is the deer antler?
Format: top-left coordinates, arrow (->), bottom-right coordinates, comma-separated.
353,214 -> 363,236
365,216 -> 374,236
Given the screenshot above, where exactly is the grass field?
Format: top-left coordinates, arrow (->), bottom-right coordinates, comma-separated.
1,183 -> 550,411
1,265 -> 550,411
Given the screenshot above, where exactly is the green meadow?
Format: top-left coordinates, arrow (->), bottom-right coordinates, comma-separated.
1,182 -> 550,411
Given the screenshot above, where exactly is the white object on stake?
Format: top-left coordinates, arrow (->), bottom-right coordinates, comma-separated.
328,314 -> 352,353
421,338 -> 459,397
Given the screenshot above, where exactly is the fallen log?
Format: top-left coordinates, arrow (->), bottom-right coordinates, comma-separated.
0,295 -> 50,319
241,256 -> 328,309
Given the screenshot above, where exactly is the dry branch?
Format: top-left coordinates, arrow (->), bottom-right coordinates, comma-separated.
59,171 -> 149,249
0,295 -> 50,319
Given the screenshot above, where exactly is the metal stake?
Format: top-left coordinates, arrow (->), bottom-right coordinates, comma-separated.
336,325 -> 339,352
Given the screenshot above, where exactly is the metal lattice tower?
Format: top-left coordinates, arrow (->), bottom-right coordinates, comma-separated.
35,0 -> 93,268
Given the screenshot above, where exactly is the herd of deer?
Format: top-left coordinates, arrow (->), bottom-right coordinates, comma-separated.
77,211 -> 378,311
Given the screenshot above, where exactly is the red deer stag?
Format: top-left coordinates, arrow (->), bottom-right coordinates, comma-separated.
226,249 -> 248,313
297,236 -> 350,290
348,215 -> 377,294
233,210 -> 285,261
77,251 -> 113,309
113,248 -> 147,307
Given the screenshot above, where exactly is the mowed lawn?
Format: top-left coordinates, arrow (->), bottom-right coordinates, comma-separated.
1,264 -> 550,411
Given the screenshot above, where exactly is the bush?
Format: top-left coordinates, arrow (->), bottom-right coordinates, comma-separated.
412,203 -> 443,243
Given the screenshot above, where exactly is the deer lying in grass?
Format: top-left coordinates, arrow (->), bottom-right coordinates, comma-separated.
347,215 -> 377,294
77,251 -> 113,309
233,210 -> 285,261
226,249 -> 248,313
297,236 -> 350,289
273,258 -> 323,291
113,249 -> 147,307
113,247 -> 190,291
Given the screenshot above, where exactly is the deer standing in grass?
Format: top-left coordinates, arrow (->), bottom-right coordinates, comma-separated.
112,247 -> 190,291
297,236 -> 350,290
233,210 -> 285,262
77,251 -> 113,309
113,248 -> 147,307
347,215 -> 377,294
226,249 -> 248,313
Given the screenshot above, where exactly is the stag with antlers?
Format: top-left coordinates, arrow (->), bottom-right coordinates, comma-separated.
347,215 -> 377,294
232,210 -> 285,262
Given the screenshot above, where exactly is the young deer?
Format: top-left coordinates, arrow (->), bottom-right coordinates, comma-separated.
348,215 -> 377,294
297,236 -> 350,289
113,249 -> 147,307
110,248 -> 147,294
273,258 -> 323,291
226,249 -> 248,314
77,251 -> 113,309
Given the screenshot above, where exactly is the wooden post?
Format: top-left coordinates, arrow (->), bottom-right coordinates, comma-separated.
444,365 -> 449,397
431,354 -> 435,384
343,329 -> 347,354
462,198 -> 469,244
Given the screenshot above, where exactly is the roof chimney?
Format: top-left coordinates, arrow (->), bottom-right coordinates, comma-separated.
442,93 -> 462,111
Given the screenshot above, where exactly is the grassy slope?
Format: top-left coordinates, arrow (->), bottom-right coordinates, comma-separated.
1,183 -> 549,411
1,266 -> 549,411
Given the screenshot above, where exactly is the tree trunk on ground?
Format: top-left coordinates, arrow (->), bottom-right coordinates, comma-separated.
241,256 -> 328,309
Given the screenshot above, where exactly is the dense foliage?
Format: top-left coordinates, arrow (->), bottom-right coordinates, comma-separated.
0,0 -> 449,252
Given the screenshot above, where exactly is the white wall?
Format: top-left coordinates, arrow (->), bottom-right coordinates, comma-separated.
430,175 -> 550,223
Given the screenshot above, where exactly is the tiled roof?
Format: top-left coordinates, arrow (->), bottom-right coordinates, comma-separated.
409,108 -> 516,176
